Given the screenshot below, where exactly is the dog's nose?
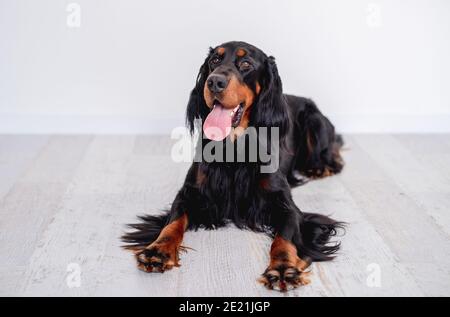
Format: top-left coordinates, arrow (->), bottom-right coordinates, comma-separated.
207,74 -> 228,93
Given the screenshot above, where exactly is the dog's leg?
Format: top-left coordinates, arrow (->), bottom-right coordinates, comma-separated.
123,164 -> 202,272
258,207 -> 342,291
303,113 -> 344,179
257,179 -> 342,291
259,235 -> 312,291
292,99 -> 344,179
259,221 -> 312,292
134,213 -> 188,273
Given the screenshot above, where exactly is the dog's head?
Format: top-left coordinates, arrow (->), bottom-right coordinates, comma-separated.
186,41 -> 289,141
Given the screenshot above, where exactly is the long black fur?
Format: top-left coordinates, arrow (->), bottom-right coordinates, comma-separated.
122,41 -> 345,262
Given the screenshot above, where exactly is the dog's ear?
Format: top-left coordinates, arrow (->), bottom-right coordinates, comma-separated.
185,48 -> 213,134
251,56 -> 289,139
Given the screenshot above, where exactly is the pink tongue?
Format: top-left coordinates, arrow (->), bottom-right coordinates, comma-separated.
203,105 -> 232,141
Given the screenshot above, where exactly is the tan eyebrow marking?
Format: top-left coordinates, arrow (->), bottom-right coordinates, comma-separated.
236,48 -> 246,57
217,47 -> 225,55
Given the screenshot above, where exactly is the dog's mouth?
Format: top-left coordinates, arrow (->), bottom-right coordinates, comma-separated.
203,100 -> 244,141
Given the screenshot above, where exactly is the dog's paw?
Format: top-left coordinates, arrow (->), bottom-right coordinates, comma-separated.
258,264 -> 311,292
306,167 -> 334,179
135,243 -> 183,273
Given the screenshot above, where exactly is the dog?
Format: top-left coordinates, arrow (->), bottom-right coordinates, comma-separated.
122,41 -> 344,292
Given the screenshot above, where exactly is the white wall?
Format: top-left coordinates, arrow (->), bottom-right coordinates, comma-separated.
1,0 -> 449,134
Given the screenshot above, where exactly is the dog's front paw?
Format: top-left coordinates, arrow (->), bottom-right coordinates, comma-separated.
135,242 -> 182,273
258,264 -> 311,292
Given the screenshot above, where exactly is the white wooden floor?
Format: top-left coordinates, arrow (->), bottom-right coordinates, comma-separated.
1,134 -> 450,297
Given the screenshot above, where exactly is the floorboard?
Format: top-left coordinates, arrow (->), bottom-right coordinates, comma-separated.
0,134 -> 449,296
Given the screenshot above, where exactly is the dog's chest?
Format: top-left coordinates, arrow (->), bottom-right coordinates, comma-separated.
198,163 -> 259,204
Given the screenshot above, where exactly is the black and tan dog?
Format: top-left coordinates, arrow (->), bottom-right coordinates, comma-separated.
122,41 -> 344,292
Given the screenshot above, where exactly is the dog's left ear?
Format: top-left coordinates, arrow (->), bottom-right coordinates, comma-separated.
251,56 -> 289,139
185,48 -> 213,134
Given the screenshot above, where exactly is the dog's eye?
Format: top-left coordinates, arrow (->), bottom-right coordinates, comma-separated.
239,61 -> 252,71
210,57 -> 221,65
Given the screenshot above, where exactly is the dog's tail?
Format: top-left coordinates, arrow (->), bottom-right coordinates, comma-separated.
296,212 -> 345,262
121,212 -> 170,250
